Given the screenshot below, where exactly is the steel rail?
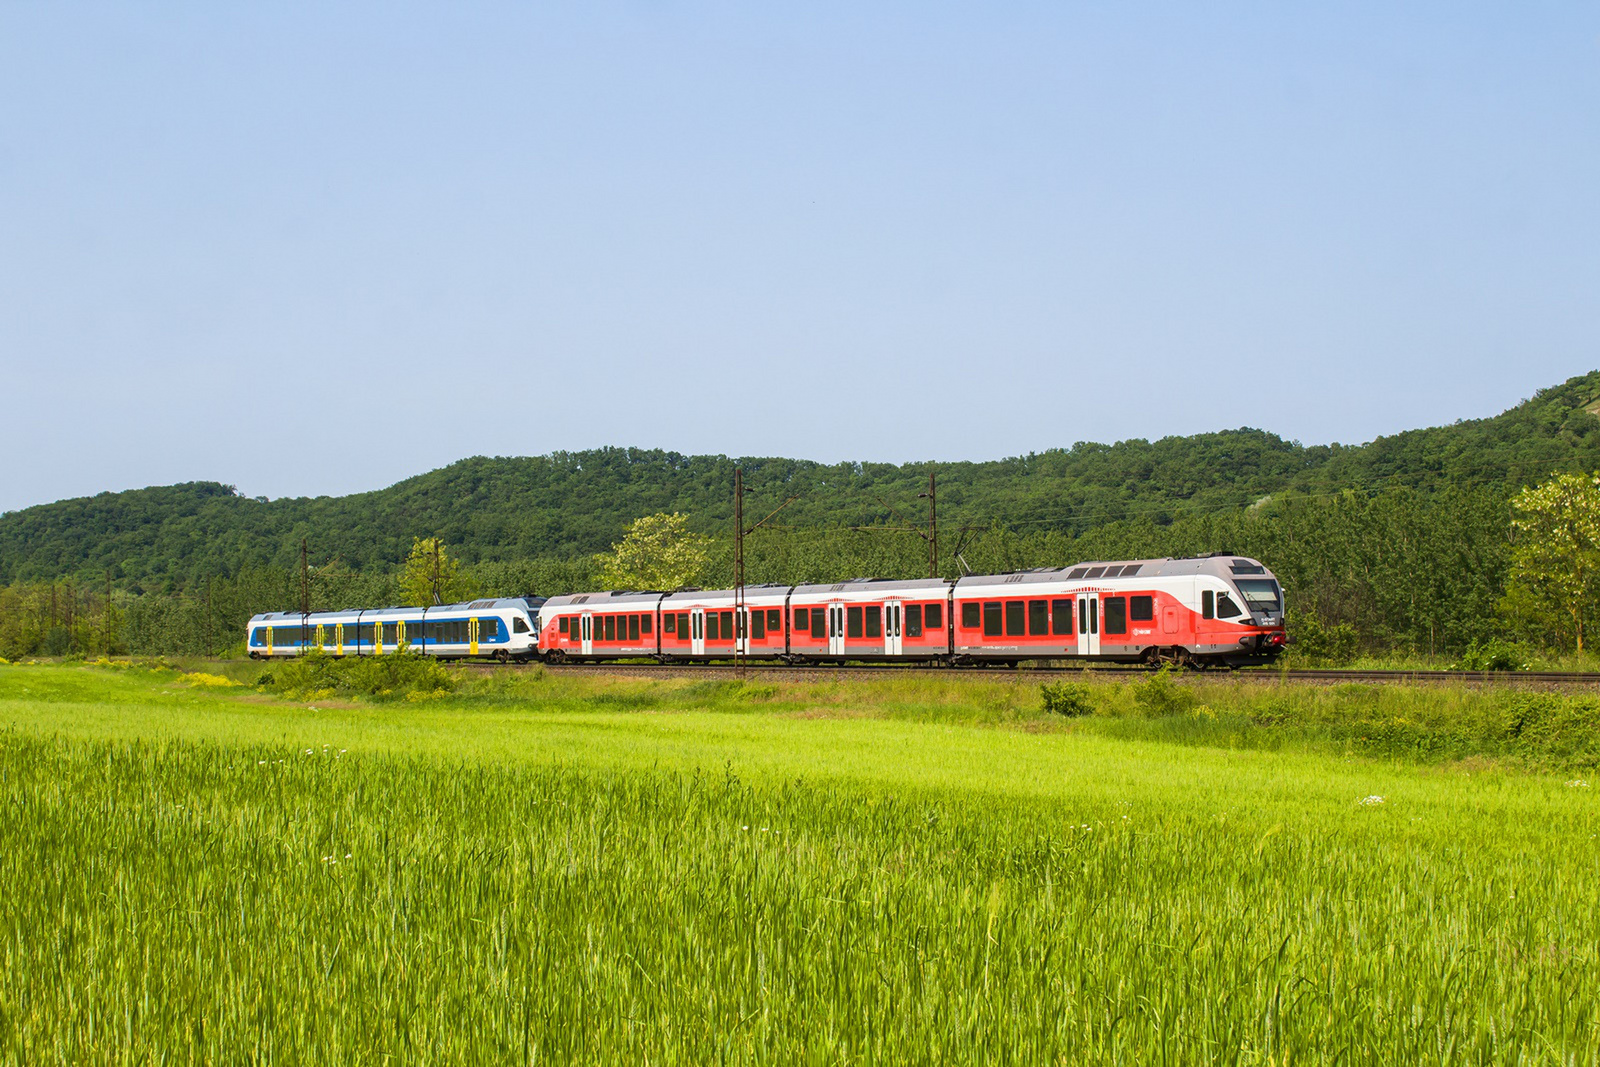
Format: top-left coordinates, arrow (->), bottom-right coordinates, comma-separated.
451,661 -> 1600,686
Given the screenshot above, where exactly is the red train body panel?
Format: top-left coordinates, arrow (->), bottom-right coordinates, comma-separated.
535,555 -> 1286,667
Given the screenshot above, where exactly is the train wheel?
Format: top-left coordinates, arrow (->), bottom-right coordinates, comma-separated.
494,649 -> 510,664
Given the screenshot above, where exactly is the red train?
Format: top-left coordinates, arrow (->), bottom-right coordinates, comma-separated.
539,554 -> 1286,667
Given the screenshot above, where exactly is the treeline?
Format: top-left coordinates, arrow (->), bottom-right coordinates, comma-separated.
0,487 -> 1527,660
4,372 -> 1600,589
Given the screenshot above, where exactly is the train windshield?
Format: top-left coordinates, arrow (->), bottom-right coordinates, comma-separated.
1234,579 -> 1282,613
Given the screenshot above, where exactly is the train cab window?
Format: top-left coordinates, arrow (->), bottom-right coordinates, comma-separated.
962,602 -> 981,629
1130,596 -> 1154,622
767,609 -> 780,630
864,606 -> 881,638
628,615 -> 640,642
1028,600 -> 1048,636
720,611 -> 733,638
926,603 -> 943,630
1202,590 -> 1215,619
811,610 -> 826,639
1104,597 -> 1127,634
847,606 -> 863,638
677,613 -> 689,637
752,611 -> 766,640
641,615 -> 652,635
983,602 -> 1003,637
1052,599 -> 1073,636
905,603 -> 923,638
1005,601 -> 1025,637
1216,593 -> 1243,619
559,617 -> 569,634
663,613 -> 676,634
794,607 -> 809,631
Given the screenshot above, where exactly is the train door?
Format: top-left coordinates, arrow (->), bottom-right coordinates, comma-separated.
580,613 -> 593,656
691,608 -> 706,656
735,607 -> 748,656
884,599 -> 902,656
469,617 -> 481,656
828,602 -> 846,656
1077,595 -> 1100,656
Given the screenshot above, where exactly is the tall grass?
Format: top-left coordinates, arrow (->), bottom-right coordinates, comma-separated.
2,728 -> 1596,1063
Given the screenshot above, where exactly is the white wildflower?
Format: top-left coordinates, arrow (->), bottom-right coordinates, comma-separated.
1360,795 -> 1386,806
1566,780 -> 1589,789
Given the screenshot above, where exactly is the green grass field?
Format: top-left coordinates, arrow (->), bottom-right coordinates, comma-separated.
1,661 -> 1597,1063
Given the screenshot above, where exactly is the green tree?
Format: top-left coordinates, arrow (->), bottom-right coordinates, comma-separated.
399,538 -> 474,606
595,513 -> 711,591
1503,472 -> 1600,653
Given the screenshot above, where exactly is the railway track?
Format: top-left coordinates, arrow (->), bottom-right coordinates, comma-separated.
454,661 -> 1600,687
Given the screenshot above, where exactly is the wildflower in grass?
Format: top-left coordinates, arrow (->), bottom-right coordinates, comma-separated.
1567,780 -> 1589,788
1360,795 -> 1386,805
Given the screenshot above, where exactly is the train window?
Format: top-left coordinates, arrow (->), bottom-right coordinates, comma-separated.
1216,593 -> 1243,619
603,616 -> 615,642
558,617 -> 569,634
962,602 -> 980,629
767,609 -> 780,629
1202,590 -> 1215,619
1084,566 -> 1106,579
752,610 -> 766,639
1104,598 -> 1126,634
1052,599 -> 1073,636
1028,600 -> 1048,636
865,606 -> 881,638
1131,596 -> 1153,622
926,603 -> 942,630
720,611 -> 733,638
1005,601 -> 1025,636
629,615 -> 640,642
677,613 -> 689,637
706,613 -> 719,640
384,623 -> 398,644
663,613 -> 675,634
1067,567 -> 1088,579
983,602 -> 1003,637
794,607 -> 809,630
642,615 -> 652,635
847,606 -> 863,638
905,603 -> 923,638
1120,564 -> 1142,577
812,610 -> 826,639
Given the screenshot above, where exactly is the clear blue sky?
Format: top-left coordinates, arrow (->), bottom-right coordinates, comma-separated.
2,2 -> 1597,514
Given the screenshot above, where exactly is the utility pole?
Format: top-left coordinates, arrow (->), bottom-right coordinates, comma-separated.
917,469 -> 938,579
732,470 -> 801,676
432,539 -> 442,605
300,538 -> 310,645
734,467 -> 745,675
204,574 -> 213,658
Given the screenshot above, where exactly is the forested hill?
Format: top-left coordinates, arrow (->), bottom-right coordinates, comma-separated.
6,371 -> 1600,589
